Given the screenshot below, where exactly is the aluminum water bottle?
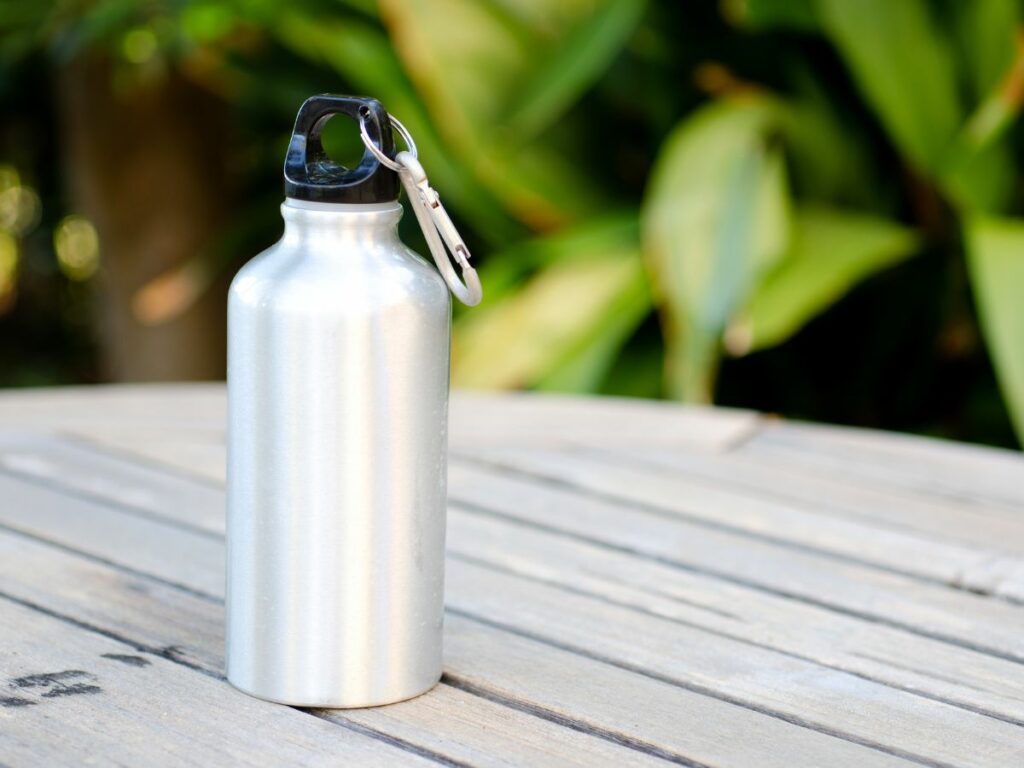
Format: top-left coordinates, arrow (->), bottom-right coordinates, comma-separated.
226,95 -> 474,707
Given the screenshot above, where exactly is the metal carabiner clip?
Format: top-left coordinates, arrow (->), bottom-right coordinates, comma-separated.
359,112 -> 482,307
395,151 -> 482,307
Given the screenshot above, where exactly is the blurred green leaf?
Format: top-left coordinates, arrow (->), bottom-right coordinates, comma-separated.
776,77 -> 872,205
453,251 -> 649,391
940,138 -> 1016,213
642,97 -> 789,402
0,0 -> 53,31
940,20 -> 1024,213
965,215 -> 1024,444
474,212 -> 639,303
380,0 -> 610,228
179,3 -> 238,44
817,0 -> 961,172
951,0 -> 1019,100
729,205 -> 919,354
503,0 -> 646,139
274,9 -> 522,242
724,0 -> 817,31
536,262 -> 650,391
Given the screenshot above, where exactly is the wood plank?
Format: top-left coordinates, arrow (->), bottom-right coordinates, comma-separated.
604,446 -> 1024,601
456,447 -> 1024,601
0,597 -> 434,767
450,390 -> 760,452
446,510 -> 1024,725
445,460 -> 1024,660
745,422 -> 1024,512
0,451 -> 1020,767
445,560 -> 1024,768
330,681 -> 678,768
0,384 -> 228,483
66,418 -> 1024,610
439,618 -> 911,768
7,432 -> 1024,720
609,446 -> 1024,548
0,432 -> 224,535
78,428 -> 227,484
20,432 -> 1024,601
0,383 -> 226,432
0,384 -> 761,459
0,535 -> 670,768
0,510 -> 906,767
29,433 -> 1024,604
0,472 -> 223,598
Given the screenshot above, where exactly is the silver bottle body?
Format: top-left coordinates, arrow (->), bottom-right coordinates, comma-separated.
225,200 -> 451,707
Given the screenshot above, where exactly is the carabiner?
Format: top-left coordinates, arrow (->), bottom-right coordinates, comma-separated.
395,151 -> 482,307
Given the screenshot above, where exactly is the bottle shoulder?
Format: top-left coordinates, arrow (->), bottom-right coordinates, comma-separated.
229,238 -> 449,314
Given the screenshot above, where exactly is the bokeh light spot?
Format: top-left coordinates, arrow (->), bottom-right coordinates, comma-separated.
0,165 -> 20,192
0,164 -> 40,236
181,4 -> 237,43
0,185 -> 41,236
54,215 -> 100,281
0,230 -> 18,313
122,28 -> 158,64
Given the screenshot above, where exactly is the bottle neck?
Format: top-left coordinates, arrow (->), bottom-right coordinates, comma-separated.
280,199 -> 403,249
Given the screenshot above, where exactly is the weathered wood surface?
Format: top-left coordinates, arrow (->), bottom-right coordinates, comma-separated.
1,384 -> 1023,767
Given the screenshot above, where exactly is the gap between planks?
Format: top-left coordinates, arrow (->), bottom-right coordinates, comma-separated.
0,529 -> 909,768
7,432 -> 1024,670
451,447 -> 1024,604
0,591 -> 447,767
2,438 -> 1024,768
0,567 -> 679,768
6,438 -> 1024,692
0,528 -> 974,768
591,444 -> 1024,545
46,424 -> 1024,604
742,422 -> 1024,513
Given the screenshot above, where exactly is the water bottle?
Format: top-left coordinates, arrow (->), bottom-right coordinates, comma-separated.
226,94 -> 480,707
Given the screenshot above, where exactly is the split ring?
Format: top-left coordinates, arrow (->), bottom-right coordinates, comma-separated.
358,110 -> 417,172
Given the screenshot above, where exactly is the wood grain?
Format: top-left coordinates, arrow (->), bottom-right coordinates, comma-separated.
0,384 -> 760,457
3,384 -> 1024,767
0,596 -> 434,767
0,493 -> 907,768
5,434 -> 1024,726
8,434 -> 1024,712
745,422 -> 1024,511
445,460 -> 1024,661
612,446 -> 1024,548
2,439 -> 1024,766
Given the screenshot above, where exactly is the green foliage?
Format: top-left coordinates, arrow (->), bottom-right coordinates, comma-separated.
4,0 -> 1024,445
817,0 -> 962,173
454,238 -> 648,391
503,0 -> 647,140
965,216 -> 1024,440
725,0 -> 818,31
733,207 -> 920,353
642,98 -> 789,401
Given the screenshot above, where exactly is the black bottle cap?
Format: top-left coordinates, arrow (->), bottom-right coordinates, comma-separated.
283,94 -> 399,203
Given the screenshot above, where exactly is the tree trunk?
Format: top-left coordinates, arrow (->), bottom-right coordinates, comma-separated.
57,55 -> 232,382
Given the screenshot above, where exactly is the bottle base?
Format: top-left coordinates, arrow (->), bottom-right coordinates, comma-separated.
226,672 -> 442,709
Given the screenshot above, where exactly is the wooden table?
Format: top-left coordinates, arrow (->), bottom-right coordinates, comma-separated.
1,384 -> 1023,767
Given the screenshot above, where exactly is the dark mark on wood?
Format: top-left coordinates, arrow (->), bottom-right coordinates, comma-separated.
0,696 -> 36,708
41,683 -> 102,698
11,670 -> 100,698
101,653 -> 151,668
12,670 -> 92,689
159,645 -> 186,663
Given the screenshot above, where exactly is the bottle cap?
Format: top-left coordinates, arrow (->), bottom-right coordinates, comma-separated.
284,94 -> 399,204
